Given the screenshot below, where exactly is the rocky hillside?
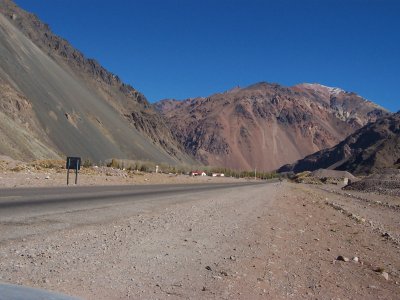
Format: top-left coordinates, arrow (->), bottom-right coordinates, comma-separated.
278,112 -> 400,175
0,0 -> 194,164
155,82 -> 387,171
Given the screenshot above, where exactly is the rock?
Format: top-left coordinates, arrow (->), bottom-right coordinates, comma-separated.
229,255 -> 236,261
45,176 -> 50,179
205,266 -> 212,271
374,267 -> 385,273
336,255 -> 349,262
382,272 -> 389,280
352,256 -> 359,262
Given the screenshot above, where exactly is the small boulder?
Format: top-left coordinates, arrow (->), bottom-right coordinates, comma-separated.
382,272 -> 389,281
336,255 -> 349,262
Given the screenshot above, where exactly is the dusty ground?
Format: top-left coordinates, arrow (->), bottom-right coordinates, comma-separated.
0,157 -> 243,188
0,161 -> 399,299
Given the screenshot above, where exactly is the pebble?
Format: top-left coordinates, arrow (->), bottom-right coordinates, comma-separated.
382,272 -> 389,280
352,256 -> 359,262
336,255 -> 349,262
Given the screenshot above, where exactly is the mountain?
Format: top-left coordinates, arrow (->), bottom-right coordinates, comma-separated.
278,112 -> 400,175
155,82 -> 388,171
0,0 -> 195,164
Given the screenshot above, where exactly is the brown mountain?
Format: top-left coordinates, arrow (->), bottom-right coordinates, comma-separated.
155,82 -> 387,171
278,112 -> 400,175
0,0 -> 195,164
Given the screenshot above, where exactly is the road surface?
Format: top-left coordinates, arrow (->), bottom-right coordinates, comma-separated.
0,182 -> 264,242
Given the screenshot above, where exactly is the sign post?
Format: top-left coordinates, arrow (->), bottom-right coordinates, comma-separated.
66,157 -> 81,185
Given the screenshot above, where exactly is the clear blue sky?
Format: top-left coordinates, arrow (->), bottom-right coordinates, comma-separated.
15,0 -> 400,112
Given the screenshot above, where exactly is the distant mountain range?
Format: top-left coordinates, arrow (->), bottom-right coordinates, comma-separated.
278,112 -> 400,175
0,0 -> 195,164
155,82 -> 387,171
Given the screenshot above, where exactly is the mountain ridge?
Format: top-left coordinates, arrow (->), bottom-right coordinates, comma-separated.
278,112 -> 400,175
0,0 -> 195,164
155,82 -> 388,171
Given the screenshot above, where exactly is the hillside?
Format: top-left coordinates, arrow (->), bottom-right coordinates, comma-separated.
278,112 -> 400,175
0,0 -> 194,164
155,82 -> 387,171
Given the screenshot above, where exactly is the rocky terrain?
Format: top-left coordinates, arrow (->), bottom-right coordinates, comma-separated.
344,168 -> 400,197
0,0 -> 193,164
290,169 -> 358,185
279,112 -> 400,175
155,82 -> 387,171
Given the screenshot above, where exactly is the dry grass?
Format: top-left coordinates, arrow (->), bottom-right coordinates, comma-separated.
30,159 -> 65,170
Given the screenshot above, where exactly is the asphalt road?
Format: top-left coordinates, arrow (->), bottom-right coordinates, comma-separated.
0,182 -> 265,242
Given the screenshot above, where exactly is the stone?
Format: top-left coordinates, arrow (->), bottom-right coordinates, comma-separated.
336,255 -> 349,262
382,272 -> 389,280
352,256 -> 359,262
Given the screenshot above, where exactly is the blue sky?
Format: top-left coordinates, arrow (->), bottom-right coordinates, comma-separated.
15,0 -> 400,112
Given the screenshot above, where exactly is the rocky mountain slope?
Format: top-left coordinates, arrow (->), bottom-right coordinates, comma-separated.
155,82 -> 387,171
278,112 -> 400,175
0,0 -> 194,164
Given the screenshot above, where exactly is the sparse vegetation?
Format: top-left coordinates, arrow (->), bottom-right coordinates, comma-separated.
30,159 -> 64,170
102,158 -> 280,180
10,165 -> 25,172
82,159 -> 93,168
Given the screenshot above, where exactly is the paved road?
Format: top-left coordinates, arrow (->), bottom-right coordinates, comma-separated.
0,182 -> 265,242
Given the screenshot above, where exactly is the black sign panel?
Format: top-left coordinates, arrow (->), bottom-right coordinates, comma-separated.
66,157 -> 81,170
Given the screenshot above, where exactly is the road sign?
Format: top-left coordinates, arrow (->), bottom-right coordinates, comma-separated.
66,157 -> 81,185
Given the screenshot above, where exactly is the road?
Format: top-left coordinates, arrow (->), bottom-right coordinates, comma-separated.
0,182 -> 264,242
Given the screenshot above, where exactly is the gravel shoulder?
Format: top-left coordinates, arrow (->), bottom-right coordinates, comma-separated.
0,181 -> 399,299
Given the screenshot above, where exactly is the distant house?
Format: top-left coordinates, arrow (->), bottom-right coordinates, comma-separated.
191,170 -> 207,176
212,173 -> 225,177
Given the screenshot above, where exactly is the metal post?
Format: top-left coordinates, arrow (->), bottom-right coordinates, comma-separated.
75,161 -> 79,184
67,166 -> 70,185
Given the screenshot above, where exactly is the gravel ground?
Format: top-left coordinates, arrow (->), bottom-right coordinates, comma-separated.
1,179 -> 399,299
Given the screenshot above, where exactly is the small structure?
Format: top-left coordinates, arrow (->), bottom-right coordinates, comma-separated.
191,170 -> 207,176
212,173 -> 225,177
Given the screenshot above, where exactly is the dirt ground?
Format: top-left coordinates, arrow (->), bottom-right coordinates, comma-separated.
0,161 -> 399,299
0,157 -> 244,188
